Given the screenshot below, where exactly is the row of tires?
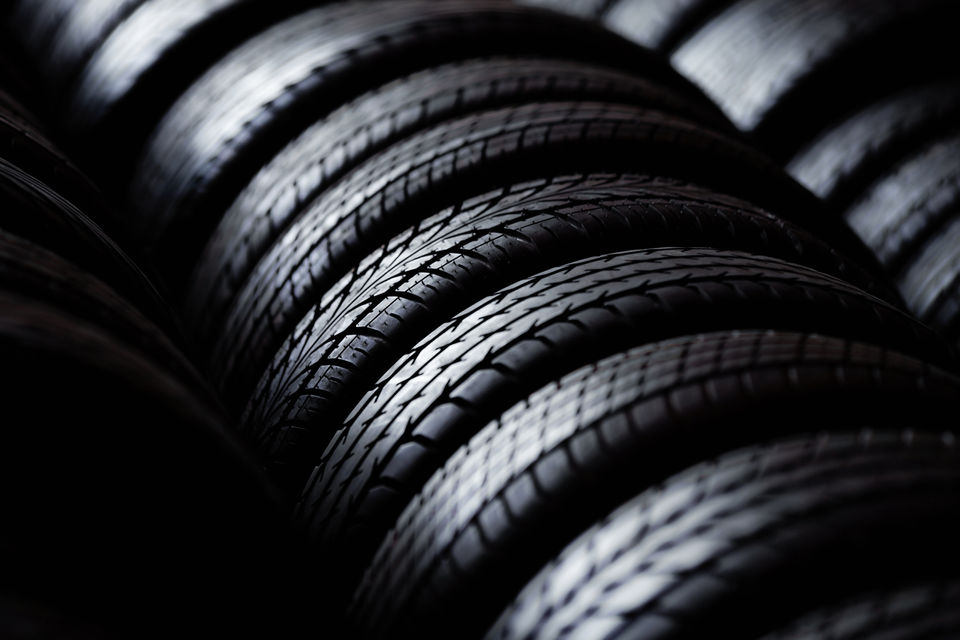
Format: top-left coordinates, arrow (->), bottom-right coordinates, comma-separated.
0,27 -> 296,639
3,1 -> 959,637
532,0 -> 960,345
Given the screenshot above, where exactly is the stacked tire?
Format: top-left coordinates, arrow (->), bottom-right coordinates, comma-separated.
530,0 -> 960,348
3,1 -> 959,637
0,29 -> 298,638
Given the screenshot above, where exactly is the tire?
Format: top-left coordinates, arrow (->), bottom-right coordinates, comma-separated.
898,214 -> 960,347
127,0 -> 719,288
487,431 -> 960,639
518,0 -> 733,52
295,248 -> 950,595
787,83 -> 960,210
844,131 -> 960,342
39,0 -> 148,93
0,156 -> 178,336
7,0 -> 76,63
845,131 -> 960,277
604,0 -> 732,52
0,34 -> 41,115
513,0 -> 611,20
0,79 -> 41,129
1,98 -> 116,233
212,102 -> 878,408
63,0 -> 329,188
760,582 -> 960,640
350,330 -> 960,638
670,0 -> 960,158
0,229 -> 216,406
185,55 -> 729,350
242,174 -> 893,495
0,291 -> 297,635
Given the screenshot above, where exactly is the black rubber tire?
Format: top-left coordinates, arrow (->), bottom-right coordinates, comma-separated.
841,132 -> 960,345
670,0 -> 960,159
841,128 -> 960,347
787,82 -> 960,210
603,0 -> 732,52
897,217 -> 960,347
0,84 -> 40,130
759,582 -> 960,640
514,0 -> 611,20
845,131 -> 960,278
0,157 -> 179,336
0,30 -> 46,121
0,291 -> 298,636
487,431 -> 960,639
350,330 -> 960,638
211,102 -> 882,408
0,229 -> 216,406
63,0 -> 333,188
1,99 -> 116,232
39,0 -> 148,94
185,55 -> 729,350
242,174 -> 894,495
126,0 -> 722,288
517,0 -> 733,52
294,248 -> 950,595
7,1 -> 76,65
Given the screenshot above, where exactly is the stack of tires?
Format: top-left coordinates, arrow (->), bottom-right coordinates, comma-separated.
529,0 -> 960,347
0,18 -> 297,638
3,1 -> 958,637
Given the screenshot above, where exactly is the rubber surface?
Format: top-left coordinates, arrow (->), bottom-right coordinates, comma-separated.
0,39 -> 42,118
0,84 -> 41,129
186,55 -> 728,351
519,0 -> 732,52
898,214 -> 960,346
0,290 -> 297,636
1,98 -> 115,231
787,83 -> 960,209
0,157 -> 178,335
242,174 -> 893,495
846,130 -> 960,277
351,330 -> 960,637
8,1 -> 76,63
64,0 -> 329,188
843,130 -> 960,344
0,229 -> 212,398
295,248 -> 949,595
671,0 -> 960,158
488,431 -> 960,639
760,582 -> 960,640
514,0 -> 611,20
212,101 -> 882,409
41,0 -> 148,93
604,0 -> 731,52
128,0 -> 721,288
